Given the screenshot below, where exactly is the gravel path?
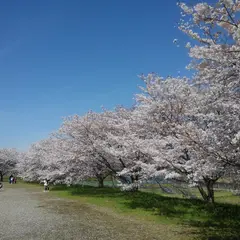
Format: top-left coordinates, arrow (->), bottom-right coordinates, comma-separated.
0,184 -> 188,240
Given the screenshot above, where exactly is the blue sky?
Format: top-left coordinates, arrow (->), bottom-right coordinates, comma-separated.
0,0 -> 191,150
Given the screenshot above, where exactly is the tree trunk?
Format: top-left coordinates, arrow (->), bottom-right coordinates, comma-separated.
198,185 -> 208,201
0,171 -> 3,182
155,179 -> 167,193
111,175 -> 116,188
130,176 -> 139,191
206,180 -> 215,204
197,179 -> 215,203
97,177 -> 104,188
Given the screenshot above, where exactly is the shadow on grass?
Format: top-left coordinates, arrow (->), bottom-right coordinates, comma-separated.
52,185 -> 240,240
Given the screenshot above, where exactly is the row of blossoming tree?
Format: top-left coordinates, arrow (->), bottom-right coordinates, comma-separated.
16,0 -> 240,203
0,148 -> 19,181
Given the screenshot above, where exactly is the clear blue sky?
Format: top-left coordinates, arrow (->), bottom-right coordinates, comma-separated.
0,0 -> 191,150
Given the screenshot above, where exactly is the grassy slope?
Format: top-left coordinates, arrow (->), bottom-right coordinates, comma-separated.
51,184 -> 240,240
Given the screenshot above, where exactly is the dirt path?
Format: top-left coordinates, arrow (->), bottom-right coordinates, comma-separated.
0,184 -> 189,240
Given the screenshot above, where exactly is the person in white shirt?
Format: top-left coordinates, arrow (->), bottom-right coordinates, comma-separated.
43,179 -> 49,192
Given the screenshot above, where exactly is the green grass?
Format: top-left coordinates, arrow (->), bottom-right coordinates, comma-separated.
142,185 -> 240,204
51,184 -> 240,240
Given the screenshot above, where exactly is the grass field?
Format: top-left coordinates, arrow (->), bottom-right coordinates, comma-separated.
50,184 -> 240,240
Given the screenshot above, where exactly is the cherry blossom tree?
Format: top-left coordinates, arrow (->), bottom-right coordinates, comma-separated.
178,0 -> 240,175
134,73 -> 236,203
57,110 -> 140,188
0,148 -> 19,181
55,112 -> 116,187
18,137 -> 90,185
100,107 -> 158,191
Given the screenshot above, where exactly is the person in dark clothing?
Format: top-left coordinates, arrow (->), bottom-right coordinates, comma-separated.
9,175 -> 13,184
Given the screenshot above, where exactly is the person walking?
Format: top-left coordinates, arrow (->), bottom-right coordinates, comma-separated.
43,179 -> 49,192
9,175 -> 14,184
9,175 -> 13,184
10,176 -> 14,184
